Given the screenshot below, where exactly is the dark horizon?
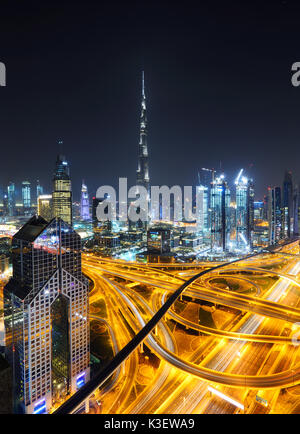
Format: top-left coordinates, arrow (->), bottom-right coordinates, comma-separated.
1,0 -> 300,201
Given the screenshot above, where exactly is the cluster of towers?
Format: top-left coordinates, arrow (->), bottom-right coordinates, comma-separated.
2,154 -> 91,225
3,180 -> 43,217
197,168 -> 254,253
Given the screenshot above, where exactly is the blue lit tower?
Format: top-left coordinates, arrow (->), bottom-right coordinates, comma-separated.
4,216 -> 90,413
196,185 -> 209,235
235,169 -> 254,250
22,181 -> 31,210
7,182 -> 15,217
210,174 -> 231,251
80,180 -> 90,221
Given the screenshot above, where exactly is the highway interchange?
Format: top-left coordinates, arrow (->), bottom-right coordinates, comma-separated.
70,240 -> 300,414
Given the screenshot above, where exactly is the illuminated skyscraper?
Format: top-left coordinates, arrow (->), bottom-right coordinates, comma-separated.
22,181 -> 31,210
135,72 -> 150,231
7,182 -> 15,217
36,180 -> 43,202
196,185 -> 209,235
2,193 -> 8,217
136,71 -> 150,194
281,170 -> 293,239
4,216 -> 90,414
293,183 -> 299,236
37,195 -> 53,221
210,175 -> 231,251
268,186 -> 282,245
52,153 -> 72,225
80,181 -> 90,221
235,170 -> 254,250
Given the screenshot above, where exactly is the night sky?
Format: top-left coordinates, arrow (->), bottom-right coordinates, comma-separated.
1,0 -> 300,201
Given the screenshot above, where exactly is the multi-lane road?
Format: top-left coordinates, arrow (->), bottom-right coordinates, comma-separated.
59,240 -> 300,414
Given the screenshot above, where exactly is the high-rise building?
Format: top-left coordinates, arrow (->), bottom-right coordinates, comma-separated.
36,180 -> 43,202
246,179 -> 255,249
52,154 -> 72,225
2,193 -> 8,217
268,186 -> 282,245
7,182 -> 15,217
136,71 -> 150,194
196,185 -> 209,235
22,181 -> 31,210
210,175 -> 231,251
4,216 -> 90,414
80,181 -> 90,221
147,228 -> 171,254
263,193 -> 268,220
293,183 -> 299,236
37,195 -> 53,221
136,72 -> 150,230
235,170 -> 254,250
282,170 -> 293,239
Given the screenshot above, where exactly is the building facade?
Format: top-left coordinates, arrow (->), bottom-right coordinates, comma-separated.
7,182 -> 15,217
235,171 -> 254,250
80,181 -> 90,221
4,216 -> 90,414
268,186 -> 282,245
210,176 -> 231,251
22,181 -> 31,211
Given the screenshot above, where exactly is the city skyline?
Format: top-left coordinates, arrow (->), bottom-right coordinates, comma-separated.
2,0 -> 300,418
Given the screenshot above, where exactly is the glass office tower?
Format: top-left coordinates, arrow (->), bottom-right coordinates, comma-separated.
22,181 -> 31,210
210,175 -> 231,251
268,186 -> 282,245
7,182 -> 15,217
196,185 -> 209,235
235,173 -> 254,250
4,216 -> 90,414
52,155 -> 72,225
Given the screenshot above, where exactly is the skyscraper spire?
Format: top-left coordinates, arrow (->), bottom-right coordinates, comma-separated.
142,70 -> 145,98
136,71 -> 150,194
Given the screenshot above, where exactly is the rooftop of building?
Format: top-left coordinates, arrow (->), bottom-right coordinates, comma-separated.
13,215 -> 49,242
